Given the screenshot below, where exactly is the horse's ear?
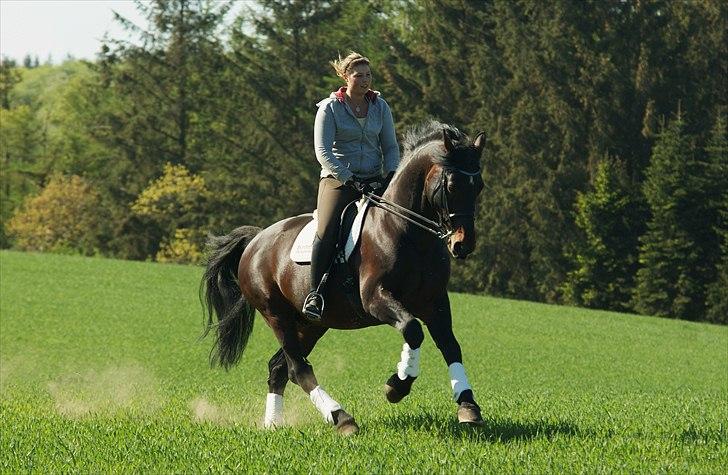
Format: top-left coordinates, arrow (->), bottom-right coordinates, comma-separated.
473,132 -> 486,155
443,128 -> 455,153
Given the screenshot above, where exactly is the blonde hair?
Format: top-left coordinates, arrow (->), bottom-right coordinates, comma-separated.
330,52 -> 370,80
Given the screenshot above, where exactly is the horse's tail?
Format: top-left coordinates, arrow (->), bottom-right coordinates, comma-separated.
201,225 -> 262,369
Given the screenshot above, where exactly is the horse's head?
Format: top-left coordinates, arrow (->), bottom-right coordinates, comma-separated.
427,128 -> 486,259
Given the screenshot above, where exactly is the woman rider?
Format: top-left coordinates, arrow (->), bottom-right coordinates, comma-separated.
303,52 -> 400,320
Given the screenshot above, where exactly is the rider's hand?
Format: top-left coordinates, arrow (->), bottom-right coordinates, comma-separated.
367,173 -> 394,194
346,179 -> 371,194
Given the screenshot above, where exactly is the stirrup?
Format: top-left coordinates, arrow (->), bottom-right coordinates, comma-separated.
302,291 -> 324,320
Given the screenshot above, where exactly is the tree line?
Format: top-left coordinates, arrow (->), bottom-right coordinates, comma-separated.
1,0 -> 725,323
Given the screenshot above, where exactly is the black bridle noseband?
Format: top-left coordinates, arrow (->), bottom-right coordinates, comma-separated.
364,165 -> 482,241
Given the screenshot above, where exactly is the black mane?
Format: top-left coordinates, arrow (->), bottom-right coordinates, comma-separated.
400,119 -> 477,171
402,120 -> 469,156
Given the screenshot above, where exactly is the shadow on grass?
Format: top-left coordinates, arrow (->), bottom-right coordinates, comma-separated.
680,425 -> 727,444
378,412 -> 581,443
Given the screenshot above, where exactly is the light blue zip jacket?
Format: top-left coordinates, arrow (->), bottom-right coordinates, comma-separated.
314,88 -> 400,183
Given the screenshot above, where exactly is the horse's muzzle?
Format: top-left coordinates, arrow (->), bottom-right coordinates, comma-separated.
448,224 -> 475,259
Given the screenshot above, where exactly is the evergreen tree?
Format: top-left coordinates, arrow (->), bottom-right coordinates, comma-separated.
706,191 -> 728,324
97,0 -> 231,179
454,0 -> 597,301
704,115 -> 728,323
564,158 -> 645,311
92,0 -> 231,258
0,57 -> 21,109
377,0 -> 492,128
633,116 -> 705,319
0,105 -> 46,247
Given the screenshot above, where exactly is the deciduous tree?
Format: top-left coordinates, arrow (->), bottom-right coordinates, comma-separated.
7,174 -> 106,254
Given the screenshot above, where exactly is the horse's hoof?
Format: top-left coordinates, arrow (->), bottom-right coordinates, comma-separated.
457,401 -> 484,426
337,419 -> 359,436
384,374 -> 416,403
333,409 -> 359,436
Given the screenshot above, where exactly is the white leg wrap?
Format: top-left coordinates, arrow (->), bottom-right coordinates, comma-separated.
448,362 -> 472,401
309,386 -> 342,424
396,343 -> 421,380
264,393 -> 284,428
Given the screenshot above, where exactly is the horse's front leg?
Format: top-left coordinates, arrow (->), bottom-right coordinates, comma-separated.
426,293 -> 484,425
365,286 -> 424,403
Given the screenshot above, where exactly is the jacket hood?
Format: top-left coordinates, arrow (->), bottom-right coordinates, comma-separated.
331,86 -> 380,103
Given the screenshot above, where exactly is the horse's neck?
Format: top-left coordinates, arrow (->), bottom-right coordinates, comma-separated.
376,156 -> 439,246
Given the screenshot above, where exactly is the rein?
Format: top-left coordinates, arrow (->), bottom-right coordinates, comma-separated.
364,192 -> 453,240
363,165 -> 482,241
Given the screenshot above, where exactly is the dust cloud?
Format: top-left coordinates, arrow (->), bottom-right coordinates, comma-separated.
47,364 -> 161,417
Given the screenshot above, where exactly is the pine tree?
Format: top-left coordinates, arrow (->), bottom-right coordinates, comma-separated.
457,0 -> 596,301
564,158 -> 645,311
704,115 -> 728,323
377,0 -> 492,128
0,105 -> 45,247
0,57 -> 21,109
706,192 -> 728,324
87,0 -> 232,258
97,0 -> 230,176
633,116 -> 705,319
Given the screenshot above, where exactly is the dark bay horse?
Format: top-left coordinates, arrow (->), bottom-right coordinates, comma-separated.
202,121 -> 485,435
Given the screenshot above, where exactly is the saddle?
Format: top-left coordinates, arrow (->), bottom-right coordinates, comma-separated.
290,197 -> 371,264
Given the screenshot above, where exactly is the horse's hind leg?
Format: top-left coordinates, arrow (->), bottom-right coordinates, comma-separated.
264,310 -> 358,435
264,349 -> 287,428
264,325 -> 327,428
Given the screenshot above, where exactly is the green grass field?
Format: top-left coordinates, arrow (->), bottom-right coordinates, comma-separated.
1,250 -> 726,473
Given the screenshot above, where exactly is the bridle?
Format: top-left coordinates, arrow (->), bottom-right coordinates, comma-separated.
364,165 -> 482,241
431,165 -> 481,235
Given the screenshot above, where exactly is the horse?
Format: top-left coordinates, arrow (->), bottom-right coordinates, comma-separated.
202,120 -> 486,435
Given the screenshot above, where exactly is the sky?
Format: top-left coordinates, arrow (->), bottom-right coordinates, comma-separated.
0,0 -> 247,64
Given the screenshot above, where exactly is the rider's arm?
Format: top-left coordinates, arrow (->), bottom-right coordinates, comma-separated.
379,100 -> 400,176
314,102 -> 354,183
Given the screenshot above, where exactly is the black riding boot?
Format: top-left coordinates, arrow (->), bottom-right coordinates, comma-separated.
302,235 -> 334,320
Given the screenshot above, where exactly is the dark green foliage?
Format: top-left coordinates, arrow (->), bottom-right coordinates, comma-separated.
633,117 -> 706,319
92,0 -> 231,257
633,113 -> 726,322
706,195 -> 728,324
704,116 -> 728,323
564,158 -> 644,312
0,57 -> 21,109
3,0 -> 727,322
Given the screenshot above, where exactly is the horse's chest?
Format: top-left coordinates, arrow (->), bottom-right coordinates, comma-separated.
394,250 -> 449,302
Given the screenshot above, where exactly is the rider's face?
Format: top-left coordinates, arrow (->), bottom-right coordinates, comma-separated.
346,64 -> 372,93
